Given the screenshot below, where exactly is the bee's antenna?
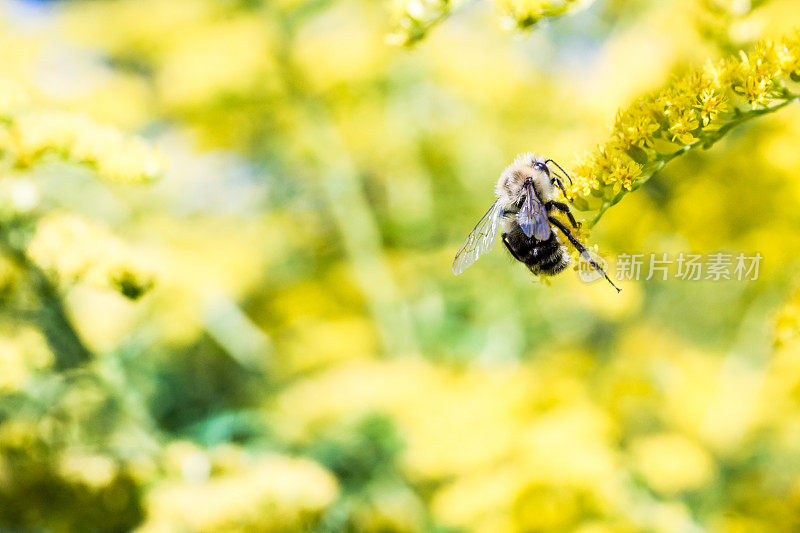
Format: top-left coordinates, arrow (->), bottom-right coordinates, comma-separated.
545,159 -> 573,185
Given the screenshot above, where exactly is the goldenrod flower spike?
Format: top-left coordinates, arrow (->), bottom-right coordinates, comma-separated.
567,34 -> 800,227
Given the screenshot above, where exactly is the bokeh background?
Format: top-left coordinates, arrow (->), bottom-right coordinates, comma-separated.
3,0 -> 800,531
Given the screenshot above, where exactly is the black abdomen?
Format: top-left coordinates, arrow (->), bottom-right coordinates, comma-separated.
503,224 -> 570,276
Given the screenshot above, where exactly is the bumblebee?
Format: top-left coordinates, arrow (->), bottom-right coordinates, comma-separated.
452,153 -> 620,291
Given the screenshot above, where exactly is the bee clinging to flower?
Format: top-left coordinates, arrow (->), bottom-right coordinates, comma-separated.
452,153 -> 620,292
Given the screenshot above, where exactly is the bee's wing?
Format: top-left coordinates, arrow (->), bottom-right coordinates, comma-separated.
519,182 -> 551,240
452,200 -> 503,275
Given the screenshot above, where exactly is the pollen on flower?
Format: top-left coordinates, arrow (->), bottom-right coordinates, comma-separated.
568,159 -> 600,198
667,112 -> 700,145
592,144 -> 621,175
695,89 -> 727,127
613,105 -> 660,149
607,159 -> 642,194
734,76 -> 772,106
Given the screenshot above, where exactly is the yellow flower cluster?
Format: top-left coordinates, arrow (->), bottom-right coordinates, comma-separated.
140,450 -> 338,532
629,432 -> 715,495
26,213 -> 154,300
387,0 -> 462,46
12,111 -> 165,184
492,0 -> 595,30
387,0 -> 594,45
273,352 -> 731,531
0,77 -> 164,184
0,325 -> 53,392
58,452 -> 120,490
568,33 -> 800,225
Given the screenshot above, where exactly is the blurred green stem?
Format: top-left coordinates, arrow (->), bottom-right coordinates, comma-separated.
0,227 -> 92,369
274,9 -> 420,357
30,265 -> 93,369
299,112 -> 420,356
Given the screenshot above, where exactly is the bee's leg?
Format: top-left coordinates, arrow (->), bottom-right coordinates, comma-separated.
548,217 -> 621,292
546,201 -> 581,228
502,233 -> 523,262
551,177 -> 571,201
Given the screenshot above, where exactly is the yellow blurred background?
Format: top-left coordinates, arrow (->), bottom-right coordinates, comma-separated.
2,0 -> 800,531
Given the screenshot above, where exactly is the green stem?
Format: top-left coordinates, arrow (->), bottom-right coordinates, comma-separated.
0,227 -> 92,370
263,8 -> 421,357
30,265 -> 93,370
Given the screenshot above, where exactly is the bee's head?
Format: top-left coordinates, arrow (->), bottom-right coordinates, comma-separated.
496,153 -> 553,203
